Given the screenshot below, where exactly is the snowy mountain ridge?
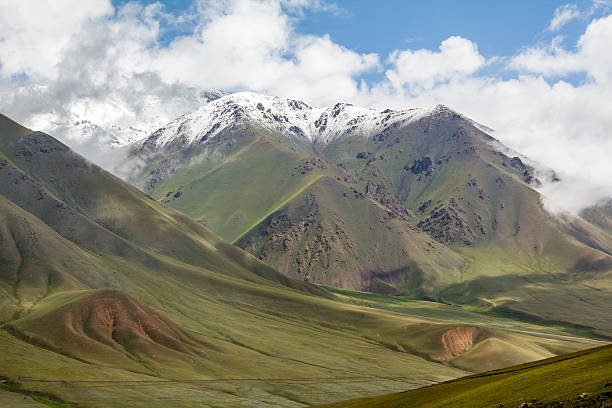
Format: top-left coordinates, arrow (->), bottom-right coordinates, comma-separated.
140,92 -> 453,149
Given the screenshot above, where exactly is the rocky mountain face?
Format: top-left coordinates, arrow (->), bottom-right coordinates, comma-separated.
127,93 -> 612,337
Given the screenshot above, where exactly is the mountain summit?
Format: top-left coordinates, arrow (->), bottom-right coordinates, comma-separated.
139,92 -> 455,150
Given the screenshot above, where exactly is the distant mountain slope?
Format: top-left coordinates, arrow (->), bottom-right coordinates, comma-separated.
2,112 -> 601,407
566,199 -> 612,256
128,93 -> 612,337
316,344 -> 612,408
235,175 -> 464,294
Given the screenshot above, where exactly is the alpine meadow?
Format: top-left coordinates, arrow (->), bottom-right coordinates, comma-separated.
0,1 -> 611,408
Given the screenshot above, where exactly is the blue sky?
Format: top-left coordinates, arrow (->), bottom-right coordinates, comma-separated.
112,0 -> 602,84
297,1 -> 578,55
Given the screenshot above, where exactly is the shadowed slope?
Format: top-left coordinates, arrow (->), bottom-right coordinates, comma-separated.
0,194 -> 115,318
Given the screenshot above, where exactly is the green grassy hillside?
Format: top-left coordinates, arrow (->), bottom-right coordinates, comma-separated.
237,175 -> 464,294
0,113 -> 605,407
131,110 -> 612,338
146,128 -> 326,241
316,344 -> 612,408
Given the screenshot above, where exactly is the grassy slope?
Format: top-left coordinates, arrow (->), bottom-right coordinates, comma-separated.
316,344 -> 612,408
0,288 -> 604,408
132,113 -> 612,338
567,201 -> 612,256
148,128 -> 326,242
237,175 -> 464,293
324,287 -> 607,371
0,388 -> 50,408
1,114 -> 603,407
137,125 -> 468,294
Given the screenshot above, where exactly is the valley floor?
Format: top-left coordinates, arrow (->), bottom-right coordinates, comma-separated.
1,289 -> 606,408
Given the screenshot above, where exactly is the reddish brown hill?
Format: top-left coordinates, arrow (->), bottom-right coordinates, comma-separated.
8,290 -> 218,374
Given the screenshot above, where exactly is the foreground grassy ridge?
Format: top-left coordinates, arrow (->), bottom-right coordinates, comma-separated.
0,274 -> 603,408
316,344 -> 612,408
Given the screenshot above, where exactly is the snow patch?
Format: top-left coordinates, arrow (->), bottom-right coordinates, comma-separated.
142,92 -> 436,149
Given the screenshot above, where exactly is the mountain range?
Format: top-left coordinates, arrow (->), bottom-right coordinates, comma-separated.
127,92 -> 612,338
0,90 -> 610,407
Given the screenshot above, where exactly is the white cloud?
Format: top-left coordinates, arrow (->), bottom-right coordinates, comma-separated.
0,0 -> 114,79
385,36 -> 485,93
508,36 -> 580,77
548,4 -> 581,31
511,14 -> 612,83
152,0 -> 376,102
0,0 -> 377,166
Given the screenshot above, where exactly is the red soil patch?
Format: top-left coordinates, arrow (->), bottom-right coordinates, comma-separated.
439,326 -> 490,361
10,289 -> 214,364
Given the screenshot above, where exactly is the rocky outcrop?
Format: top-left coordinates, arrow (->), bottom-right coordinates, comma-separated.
246,212 -> 354,282
293,158 -> 327,175
365,182 -> 413,221
417,203 -> 476,245
407,156 -> 434,176
508,156 -> 541,186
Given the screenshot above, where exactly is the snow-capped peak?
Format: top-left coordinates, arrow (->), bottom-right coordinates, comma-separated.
141,92 -> 437,149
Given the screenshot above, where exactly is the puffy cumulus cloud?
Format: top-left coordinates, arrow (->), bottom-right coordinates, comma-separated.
153,0 -> 292,88
153,0 -> 377,102
508,36 -> 581,77
385,36 -> 485,93
548,4 -> 581,31
511,14 -> 612,83
0,0 -> 114,79
578,14 -> 612,82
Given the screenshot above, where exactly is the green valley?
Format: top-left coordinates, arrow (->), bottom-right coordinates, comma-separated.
0,112 -> 607,407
